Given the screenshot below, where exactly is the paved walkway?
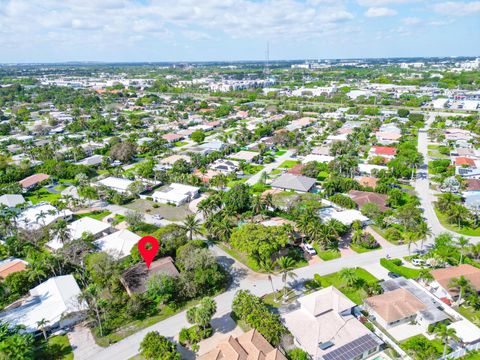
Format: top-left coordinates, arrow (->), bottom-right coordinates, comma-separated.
245,150 -> 294,185
68,325 -> 104,360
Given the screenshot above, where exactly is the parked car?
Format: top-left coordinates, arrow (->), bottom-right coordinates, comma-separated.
152,214 -> 163,220
388,272 -> 401,279
412,258 -> 425,266
304,243 -> 317,255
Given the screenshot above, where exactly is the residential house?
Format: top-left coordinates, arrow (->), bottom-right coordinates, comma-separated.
162,133 -> 184,143
349,190 -> 389,212
199,329 -> 287,360
121,257 -> 180,296
75,154 -> 103,166
369,146 -> 397,162
0,275 -> 86,333
375,132 -> 402,145
430,264 -> 480,302
47,216 -> 113,250
0,257 -> 28,280
152,183 -> 200,206
0,194 -> 26,208
271,174 -> 317,193
365,277 -> 448,332
97,176 -> 134,194
94,229 -> 140,259
283,286 -> 383,360
302,154 -> 335,164
19,173 -> 50,191
230,150 -> 259,163
157,154 -> 191,170
209,159 -> 239,175
356,177 -> 378,189
17,204 -> 73,230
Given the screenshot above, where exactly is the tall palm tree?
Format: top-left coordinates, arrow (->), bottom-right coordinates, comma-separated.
36,210 -> 48,227
250,196 -> 264,220
448,276 -> 473,305
36,318 -> 49,340
182,214 -> 201,241
403,232 -> 418,256
417,222 -> 432,251
275,256 -> 297,301
51,218 -> 71,244
457,236 -> 470,264
435,324 -> 456,360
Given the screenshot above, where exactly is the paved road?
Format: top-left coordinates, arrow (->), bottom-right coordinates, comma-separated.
415,113 -> 480,242
245,150 -> 294,185
86,241 -> 411,360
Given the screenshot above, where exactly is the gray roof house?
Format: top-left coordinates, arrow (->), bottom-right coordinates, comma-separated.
0,194 -> 26,208
271,174 -> 316,193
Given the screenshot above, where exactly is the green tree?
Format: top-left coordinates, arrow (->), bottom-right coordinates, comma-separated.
36,318 -> 49,340
182,214 -> 201,241
435,324 -> 456,360
186,297 -> 217,330
190,130 -> 205,144
448,276 -> 473,305
276,256 -> 297,301
139,331 -> 181,360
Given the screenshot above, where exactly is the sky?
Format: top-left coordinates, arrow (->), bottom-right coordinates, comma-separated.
0,0 -> 479,63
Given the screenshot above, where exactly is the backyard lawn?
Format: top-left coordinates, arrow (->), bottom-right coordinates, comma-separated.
434,208 -> 480,236
174,141 -> 189,147
279,160 -> 300,169
401,334 -> 446,360
124,199 -> 192,221
35,335 -> 73,360
350,243 -> 380,253
316,268 -> 379,304
312,244 -> 341,261
74,210 -> 112,221
26,188 -> 61,204
458,304 -> 480,326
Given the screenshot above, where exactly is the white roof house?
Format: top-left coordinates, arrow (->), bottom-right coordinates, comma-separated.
95,229 -> 140,259
0,194 -> 26,208
283,286 -> 383,360
302,154 -> 334,164
75,154 -> 103,166
448,319 -> 480,345
152,183 -> 200,206
331,209 -> 370,226
17,204 -> 73,230
0,275 -> 86,333
47,216 -> 112,250
97,176 -> 133,194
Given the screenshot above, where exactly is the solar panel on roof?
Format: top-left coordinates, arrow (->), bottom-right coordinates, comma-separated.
323,334 -> 382,360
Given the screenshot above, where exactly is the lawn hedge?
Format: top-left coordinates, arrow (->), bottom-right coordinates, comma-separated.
380,258 -> 423,279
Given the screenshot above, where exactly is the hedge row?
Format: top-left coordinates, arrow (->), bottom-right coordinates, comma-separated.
380,258 -> 423,279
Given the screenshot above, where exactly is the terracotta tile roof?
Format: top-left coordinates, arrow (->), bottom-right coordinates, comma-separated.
348,190 -> 388,212
199,329 -> 287,360
365,288 -> 426,322
371,146 -> 397,156
455,157 -> 476,167
162,133 -> 184,142
19,173 -> 50,188
466,179 -> 480,191
431,264 -> 480,297
0,260 -> 27,279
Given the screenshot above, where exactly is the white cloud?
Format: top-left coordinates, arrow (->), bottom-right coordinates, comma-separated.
357,0 -> 417,6
402,17 -> 421,25
364,7 -> 398,17
433,1 -> 480,16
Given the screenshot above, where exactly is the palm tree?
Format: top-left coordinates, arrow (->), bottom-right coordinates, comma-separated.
36,210 -> 48,227
403,232 -> 418,256
435,324 -> 456,360
457,236 -> 470,264
262,193 -> 274,211
417,268 -> 433,285
340,268 -> 360,288
182,214 -> 201,241
448,276 -> 473,305
51,218 -> 71,244
417,222 -> 432,251
275,256 -> 297,302
351,229 -> 363,245
250,196 -> 264,220
36,318 -> 49,340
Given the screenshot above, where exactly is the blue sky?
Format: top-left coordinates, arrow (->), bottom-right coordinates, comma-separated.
0,0 -> 479,63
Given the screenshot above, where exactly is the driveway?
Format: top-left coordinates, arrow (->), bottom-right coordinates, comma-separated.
68,325 -> 104,360
245,150 -> 294,185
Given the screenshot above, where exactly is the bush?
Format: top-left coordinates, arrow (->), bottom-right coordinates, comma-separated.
179,325 -> 212,347
287,348 -> 309,360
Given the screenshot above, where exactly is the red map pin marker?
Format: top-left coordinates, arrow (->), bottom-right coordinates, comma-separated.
138,236 -> 159,269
